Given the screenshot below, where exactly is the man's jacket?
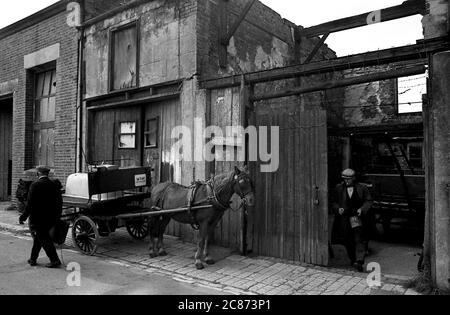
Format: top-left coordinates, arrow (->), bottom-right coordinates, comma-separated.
331,182 -> 373,216
20,177 -> 63,230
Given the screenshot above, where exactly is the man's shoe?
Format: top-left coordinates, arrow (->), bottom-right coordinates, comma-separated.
27,259 -> 37,267
45,260 -> 62,269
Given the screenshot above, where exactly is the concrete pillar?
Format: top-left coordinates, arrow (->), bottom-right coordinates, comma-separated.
430,51 -> 450,291
422,0 -> 449,38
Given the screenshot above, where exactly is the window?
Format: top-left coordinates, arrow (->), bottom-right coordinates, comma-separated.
110,22 -> 138,91
34,69 -> 56,167
119,122 -> 137,149
408,143 -> 423,169
144,118 -> 159,148
397,74 -> 427,114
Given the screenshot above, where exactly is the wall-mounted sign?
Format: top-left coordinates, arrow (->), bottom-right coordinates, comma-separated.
67,2 -> 81,28
135,174 -> 147,187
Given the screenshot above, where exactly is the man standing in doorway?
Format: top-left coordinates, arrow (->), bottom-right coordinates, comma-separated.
331,169 -> 373,272
19,166 -> 63,268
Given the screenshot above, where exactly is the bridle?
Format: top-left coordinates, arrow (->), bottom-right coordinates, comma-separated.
207,172 -> 254,212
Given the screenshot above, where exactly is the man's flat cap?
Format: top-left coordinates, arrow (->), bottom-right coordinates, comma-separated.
36,166 -> 51,174
342,169 -> 356,179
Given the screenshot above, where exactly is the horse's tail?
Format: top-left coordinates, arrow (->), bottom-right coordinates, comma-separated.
151,182 -> 173,209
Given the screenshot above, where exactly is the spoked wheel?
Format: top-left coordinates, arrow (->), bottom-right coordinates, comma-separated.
72,216 -> 99,256
126,218 -> 149,240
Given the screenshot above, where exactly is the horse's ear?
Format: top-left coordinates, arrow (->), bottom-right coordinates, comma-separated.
234,166 -> 241,175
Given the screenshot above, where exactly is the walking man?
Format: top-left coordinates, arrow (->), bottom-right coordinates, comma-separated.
331,169 -> 373,272
19,166 -> 63,268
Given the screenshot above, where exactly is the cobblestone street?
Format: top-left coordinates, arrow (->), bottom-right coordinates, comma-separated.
0,205 -> 420,295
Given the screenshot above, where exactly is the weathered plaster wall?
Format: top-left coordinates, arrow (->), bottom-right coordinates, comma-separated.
422,0 -> 449,38
196,0 -> 336,78
327,67 -> 423,129
84,0 -> 197,98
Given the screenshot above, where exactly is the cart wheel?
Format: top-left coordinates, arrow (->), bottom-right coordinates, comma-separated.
126,218 -> 149,240
72,216 -> 99,256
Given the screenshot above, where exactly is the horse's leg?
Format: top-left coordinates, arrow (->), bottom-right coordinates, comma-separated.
149,217 -> 160,258
203,236 -> 215,265
195,223 -> 208,270
157,216 -> 171,256
204,214 -> 224,265
149,238 -> 158,258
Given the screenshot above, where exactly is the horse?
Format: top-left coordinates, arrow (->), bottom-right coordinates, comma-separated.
148,166 -> 255,270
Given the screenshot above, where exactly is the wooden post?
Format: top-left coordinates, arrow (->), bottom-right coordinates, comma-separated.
428,51 -> 450,291
218,0 -> 229,68
239,76 -> 249,255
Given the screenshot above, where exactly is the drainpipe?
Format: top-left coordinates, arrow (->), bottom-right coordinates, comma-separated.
76,1 -> 86,173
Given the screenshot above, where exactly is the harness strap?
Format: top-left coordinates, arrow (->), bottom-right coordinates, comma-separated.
187,182 -> 202,230
206,181 -> 230,212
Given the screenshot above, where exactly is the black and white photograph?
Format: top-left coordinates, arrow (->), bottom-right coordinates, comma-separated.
0,0 -> 449,300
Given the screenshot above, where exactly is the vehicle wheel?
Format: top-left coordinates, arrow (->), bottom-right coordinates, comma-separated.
126,218 -> 149,240
72,216 -> 99,256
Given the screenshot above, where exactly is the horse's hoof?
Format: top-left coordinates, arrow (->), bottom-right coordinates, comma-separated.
205,259 -> 215,265
195,263 -> 205,270
159,251 -> 168,257
149,253 -> 158,259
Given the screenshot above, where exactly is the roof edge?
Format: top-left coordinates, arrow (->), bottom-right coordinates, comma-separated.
0,1 -> 68,41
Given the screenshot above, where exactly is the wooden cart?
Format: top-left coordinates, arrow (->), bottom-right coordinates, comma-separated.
61,166 -> 153,255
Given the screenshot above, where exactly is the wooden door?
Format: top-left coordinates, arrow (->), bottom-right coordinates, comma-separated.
0,99 -> 12,200
142,99 -> 181,185
251,100 -> 329,266
89,106 -> 142,167
209,87 -> 245,250
142,99 -> 182,237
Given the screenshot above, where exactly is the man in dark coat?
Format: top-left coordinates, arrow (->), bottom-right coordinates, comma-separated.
331,169 -> 373,272
19,166 -> 63,268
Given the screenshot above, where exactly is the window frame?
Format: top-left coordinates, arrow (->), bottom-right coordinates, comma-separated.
144,117 -> 159,149
108,20 -> 140,93
33,68 -> 57,167
395,75 -> 426,115
118,121 -> 138,150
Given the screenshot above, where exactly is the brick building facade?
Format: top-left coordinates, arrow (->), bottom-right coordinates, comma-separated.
0,0 -> 128,202
81,0 -> 336,261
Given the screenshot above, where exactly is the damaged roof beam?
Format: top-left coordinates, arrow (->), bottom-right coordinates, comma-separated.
221,0 -> 257,45
299,0 -> 427,37
199,37 -> 448,90
251,64 -> 427,101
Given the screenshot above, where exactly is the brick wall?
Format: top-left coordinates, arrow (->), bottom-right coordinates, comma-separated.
0,11 -> 79,202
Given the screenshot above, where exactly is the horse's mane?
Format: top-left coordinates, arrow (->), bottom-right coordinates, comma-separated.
211,171 -> 236,200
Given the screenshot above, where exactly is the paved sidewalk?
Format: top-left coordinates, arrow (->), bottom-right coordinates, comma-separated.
0,202 -> 420,295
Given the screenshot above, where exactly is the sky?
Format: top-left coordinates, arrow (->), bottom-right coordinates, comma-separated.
0,0 -> 424,56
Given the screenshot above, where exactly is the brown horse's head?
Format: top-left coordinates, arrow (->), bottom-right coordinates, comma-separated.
233,166 -> 255,207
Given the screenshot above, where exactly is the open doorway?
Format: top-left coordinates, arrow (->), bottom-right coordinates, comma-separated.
0,96 -> 13,201
327,73 -> 426,279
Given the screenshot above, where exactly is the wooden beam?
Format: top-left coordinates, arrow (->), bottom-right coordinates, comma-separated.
222,0 -> 257,45
300,0 -> 426,37
304,33 -> 330,64
251,65 -> 426,101
219,0 -> 229,68
87,91 -> 180,111
199,37 -> 448,90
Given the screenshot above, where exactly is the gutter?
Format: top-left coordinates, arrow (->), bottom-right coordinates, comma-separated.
82,0 -> 151,27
